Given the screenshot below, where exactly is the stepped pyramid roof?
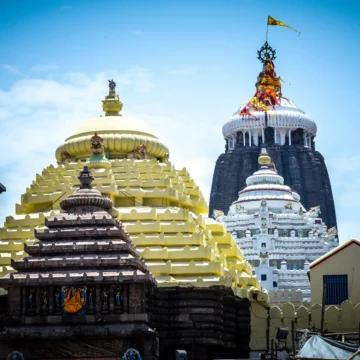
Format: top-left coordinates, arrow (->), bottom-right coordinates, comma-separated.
0,81 -> 265,302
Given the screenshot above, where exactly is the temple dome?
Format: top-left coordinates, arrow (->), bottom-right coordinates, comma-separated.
222,43 -> 317,147
55,85 -> 169,163
230,148 -> 305,213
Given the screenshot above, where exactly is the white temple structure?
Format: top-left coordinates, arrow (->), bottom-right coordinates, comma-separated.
214,148 -> 338,303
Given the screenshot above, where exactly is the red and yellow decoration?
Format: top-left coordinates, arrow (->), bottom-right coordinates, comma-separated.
240,55 -> 282,118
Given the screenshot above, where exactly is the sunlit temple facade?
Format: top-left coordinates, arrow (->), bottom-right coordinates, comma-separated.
0,81 -> 267,360
215,148 -> 338,304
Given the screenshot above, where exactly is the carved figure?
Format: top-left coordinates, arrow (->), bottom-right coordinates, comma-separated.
115,286 -> 123,306
102,287 -> 109,306
307,205 -> 321,218
284,202 -> 293,210
62,286 -> 85,314
59,150 -> 72,164
41,288 -> 48,306
327,226 -> 337,236
28,288 -> 35,308
212,209 -> 224,219
90,132 -> 105,155
127,144 -> 147,159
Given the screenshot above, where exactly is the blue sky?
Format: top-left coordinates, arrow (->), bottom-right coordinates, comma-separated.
1,0 -> 360,243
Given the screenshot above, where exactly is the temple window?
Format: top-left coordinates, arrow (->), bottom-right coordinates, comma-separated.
261,274 -> 267,281
273,281 -> 278,288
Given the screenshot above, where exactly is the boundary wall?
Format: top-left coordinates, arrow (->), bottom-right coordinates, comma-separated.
251,300 -> 360,350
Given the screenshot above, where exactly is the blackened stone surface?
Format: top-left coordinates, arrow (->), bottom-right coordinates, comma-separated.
209,145 -> 337,229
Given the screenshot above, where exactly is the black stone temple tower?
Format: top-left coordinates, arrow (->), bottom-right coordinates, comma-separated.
209,42 -> 337,228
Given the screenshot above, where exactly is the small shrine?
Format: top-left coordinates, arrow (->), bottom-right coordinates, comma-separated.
0,166 -> 157,360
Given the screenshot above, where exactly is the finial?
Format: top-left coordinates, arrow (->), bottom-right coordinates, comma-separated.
258,148 -> 271,166
108,79 -> 116,91
78,166 -> 94,189
102,79 -> 123,116
257,41 -> 276,63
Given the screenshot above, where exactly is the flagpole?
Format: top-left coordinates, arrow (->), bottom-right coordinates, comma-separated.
266,24 -> 269,42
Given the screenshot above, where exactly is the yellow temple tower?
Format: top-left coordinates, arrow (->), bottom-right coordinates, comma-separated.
0,80 -> 268,355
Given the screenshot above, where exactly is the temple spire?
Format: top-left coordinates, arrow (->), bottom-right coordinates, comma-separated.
102,79 -> 123,116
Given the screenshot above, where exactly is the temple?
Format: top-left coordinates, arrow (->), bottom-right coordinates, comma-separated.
209,42 -> 337,229
0,166 -> 157,359
0,81 -> 267,359
215,148 -> 338,305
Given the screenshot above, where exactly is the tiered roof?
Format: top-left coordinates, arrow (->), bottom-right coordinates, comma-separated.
0,166 -> 153,288
0,82 -> 263,301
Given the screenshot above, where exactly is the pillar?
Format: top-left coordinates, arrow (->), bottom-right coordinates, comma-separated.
289,129 -> 292,145
243,131 -> 246,146
303,132 -> 307,146
309,136 -> 312,150
262,128 -> 265,143
249,130 -> 252,146
274,127 -> 277,144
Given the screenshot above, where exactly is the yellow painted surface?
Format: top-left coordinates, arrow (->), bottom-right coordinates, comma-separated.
310,239 -> 360,305
3,99 -> 272,306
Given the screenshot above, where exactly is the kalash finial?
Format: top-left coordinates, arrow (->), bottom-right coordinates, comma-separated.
78,166 -> 94,189
258,147 -> 271,166
102,79 -> 123,116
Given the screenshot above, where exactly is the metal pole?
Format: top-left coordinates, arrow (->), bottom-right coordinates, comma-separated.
267,308 -> 270,353
321,283 -> 327,336
292,320 -> 296,355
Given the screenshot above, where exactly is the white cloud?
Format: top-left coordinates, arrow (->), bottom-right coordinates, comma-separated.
130,29 -> 144,36
30,64 -> 59,73
1,64 -> 20,75
168,66 -> 198,75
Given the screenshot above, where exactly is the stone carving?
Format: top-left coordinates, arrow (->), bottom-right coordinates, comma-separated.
127,144 -> 148,159
307,205 -> 321,217
284,202 -> 293,211
59,150 -> 72,164
27,288 -> 35,309
7,351 -> 24,360
102,286 -> 109,308
122,348 -> 142,360
212,209 -> 224,219
327,226 -> 337,236
90,132 -> 105,155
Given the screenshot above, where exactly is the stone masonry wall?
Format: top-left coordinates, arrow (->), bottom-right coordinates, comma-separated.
209,145 -> 337,229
